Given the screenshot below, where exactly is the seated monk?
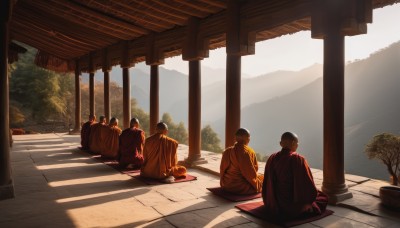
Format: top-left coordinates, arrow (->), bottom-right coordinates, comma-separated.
118,118 -> 145,169
101,117 -> 122,159
141,122 -> 186,181
220,128 -> 264,195
262,132 -> 328,219
89,116 -> 107,154
80,114 -> 96,150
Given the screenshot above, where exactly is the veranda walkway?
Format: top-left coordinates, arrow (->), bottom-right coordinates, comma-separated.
1,133 -> 399,227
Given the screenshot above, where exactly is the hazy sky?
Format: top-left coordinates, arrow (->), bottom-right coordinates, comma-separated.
162,4 -> 400,77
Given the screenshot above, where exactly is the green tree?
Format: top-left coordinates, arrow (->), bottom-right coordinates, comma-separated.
201,125 -> 223,153
365,133 -> 400,185
10,46 -> 73,123
161,113 -> 188,144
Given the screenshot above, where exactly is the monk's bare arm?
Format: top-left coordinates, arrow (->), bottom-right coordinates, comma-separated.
238,149 -> 262,191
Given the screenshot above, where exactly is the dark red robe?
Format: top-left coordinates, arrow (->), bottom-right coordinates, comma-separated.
262,149 -> 328,219
118,127 -> 145,168
80,120 -> 95,150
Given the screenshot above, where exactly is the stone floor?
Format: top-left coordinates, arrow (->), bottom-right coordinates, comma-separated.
1,133 -> 399,227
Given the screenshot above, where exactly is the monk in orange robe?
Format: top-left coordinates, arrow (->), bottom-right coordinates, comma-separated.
118,118 -> 145,169
141,122 -> 186,181
262,132 -> 328,219
220,128 -> 264,195
101,117 -> 122,159
80,114 -> 96,150
89,116 -> 107,154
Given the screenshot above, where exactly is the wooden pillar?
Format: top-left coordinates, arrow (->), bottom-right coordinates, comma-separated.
187,60 -> 202,162
122,67 -> 130,129
225,55 -> 241,148
225,0 -> 242,148
311,0 -> 372,204
103,70 -> 110,124
89,72 -> 95,116
0,0 -> 14,200
73,60 -> 81,132
150,65 -> 159,135
103,49 -> 111,124
321,29 -> 352,204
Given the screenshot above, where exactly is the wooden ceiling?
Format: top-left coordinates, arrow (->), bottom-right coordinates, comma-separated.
9,0 -> 400,72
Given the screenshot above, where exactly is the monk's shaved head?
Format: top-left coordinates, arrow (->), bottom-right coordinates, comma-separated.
280,132 -> 299,151
235,128 -> 250,137
156,122 -> 168,131
130,118 -> 140,128
89,114 -> 96,121
109,117 -> 118,126
99,116 -> 106,123
235,128 -> 251,145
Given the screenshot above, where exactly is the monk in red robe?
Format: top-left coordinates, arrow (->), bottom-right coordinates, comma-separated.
118,118 -> 145,169
141,122 -> 186,182
220,128 -> 264,195
101,117 -> 122,159
80,114 -> 96,150
89,116 -> 107,154
262,132 -> 328,219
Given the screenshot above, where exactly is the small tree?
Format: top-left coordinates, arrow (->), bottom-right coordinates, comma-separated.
365,133 -> 400,185
201,125 -> 223,153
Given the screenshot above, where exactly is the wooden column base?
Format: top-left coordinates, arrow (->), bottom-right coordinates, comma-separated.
179,157 -> 208,168
0,181 -> 14,200
322,182 -> 353,204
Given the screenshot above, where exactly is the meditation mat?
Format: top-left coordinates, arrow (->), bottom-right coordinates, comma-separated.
91,155 -> 141,176
235,201 -> 334,228
134,174 -> 197,185
207,187 -> 262,202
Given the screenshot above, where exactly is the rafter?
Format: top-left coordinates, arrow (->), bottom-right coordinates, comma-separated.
49,0 -> 149,35
30,1 -> 137,40
112,1 -> 187,26
78,0 -> 169,32
174,0 -> 219,13
14,4 -> 117,47
151,0 -> 208,18
198,0 -> 227,9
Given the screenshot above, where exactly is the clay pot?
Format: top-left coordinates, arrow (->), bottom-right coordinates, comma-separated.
379,186 -> 400,210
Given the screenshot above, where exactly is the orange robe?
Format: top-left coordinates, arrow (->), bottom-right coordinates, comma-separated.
220,143 -> 264,194
118,127 -> 145,167
89,123 -> 107,154
141,133 -> 186,179
262,149 -> 328,219
81,120 -> 95,150
101,126 -> 122,159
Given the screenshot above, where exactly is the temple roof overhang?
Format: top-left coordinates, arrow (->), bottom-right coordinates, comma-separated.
9,0 -> 400,72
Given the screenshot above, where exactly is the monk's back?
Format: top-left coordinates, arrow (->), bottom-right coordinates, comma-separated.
101,126 -> 122,158
141,133 -> 178,179
220,143 -> 263,194
119,128 -> 144,165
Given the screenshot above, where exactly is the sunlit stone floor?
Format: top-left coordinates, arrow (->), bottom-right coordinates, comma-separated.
0,133 -> 399,227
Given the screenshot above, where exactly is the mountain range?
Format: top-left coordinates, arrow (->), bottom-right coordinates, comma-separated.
82,41 -> 400,181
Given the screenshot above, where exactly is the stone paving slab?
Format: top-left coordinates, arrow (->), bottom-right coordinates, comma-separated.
1,133 -> 400,228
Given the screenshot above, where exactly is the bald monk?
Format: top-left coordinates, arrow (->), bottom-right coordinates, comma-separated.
101,117 -> 122,159
220,128 -> 264,195
141,122 -> 186,181
262,132 -> 328,219
118,118 -> 145,169
81,114 -> 96,150
89,116 -> 107,154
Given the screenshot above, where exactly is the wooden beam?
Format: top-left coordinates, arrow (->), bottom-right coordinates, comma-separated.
113,1 -> 187,26
151,0 -> 208,18
198,0 -> 227,9
30,0 -> 136,40
17,4 -> 117,45
175,0 -> 218,13
80,0 -> 168,32
49,0 -> 148,35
